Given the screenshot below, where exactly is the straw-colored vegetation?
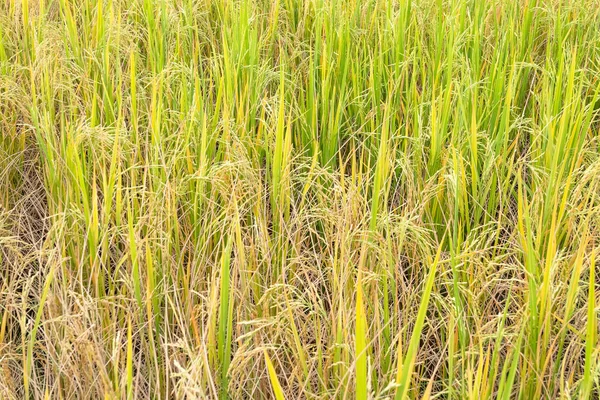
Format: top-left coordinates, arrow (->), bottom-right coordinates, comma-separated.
1,0 -> 600,398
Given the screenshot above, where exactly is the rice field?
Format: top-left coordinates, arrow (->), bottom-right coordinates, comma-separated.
1,0 -> 600,398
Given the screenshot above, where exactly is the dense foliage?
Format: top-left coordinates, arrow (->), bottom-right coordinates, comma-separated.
1,0 -> 600,398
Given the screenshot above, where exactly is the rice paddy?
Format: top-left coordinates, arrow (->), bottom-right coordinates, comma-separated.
1,0 -> 600,398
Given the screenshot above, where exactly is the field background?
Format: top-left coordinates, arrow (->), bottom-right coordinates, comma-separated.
1,0 -> 600,398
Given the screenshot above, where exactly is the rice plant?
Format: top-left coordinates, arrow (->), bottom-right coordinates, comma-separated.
1,0 -> 600,398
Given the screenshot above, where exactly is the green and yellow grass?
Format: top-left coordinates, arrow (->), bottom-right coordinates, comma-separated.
1,0 -> 600,398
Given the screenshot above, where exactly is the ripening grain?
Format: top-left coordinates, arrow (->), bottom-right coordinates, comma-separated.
1,0 -> 599,399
